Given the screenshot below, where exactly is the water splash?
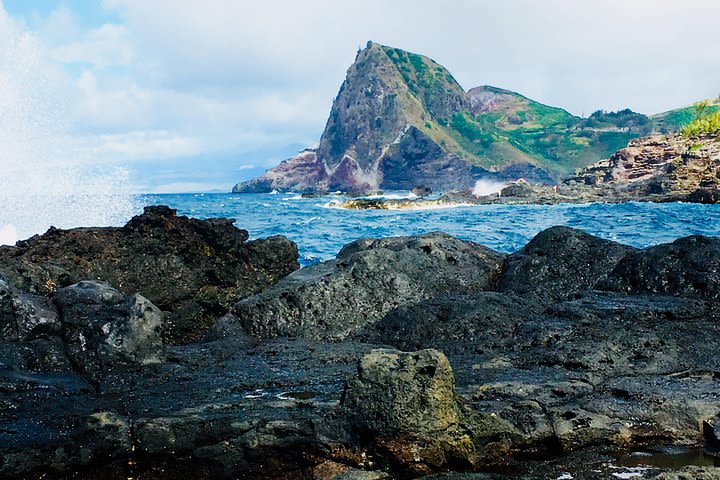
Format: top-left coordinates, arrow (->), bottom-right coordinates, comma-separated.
0,6 -> 139,245
472,179 -> 506,197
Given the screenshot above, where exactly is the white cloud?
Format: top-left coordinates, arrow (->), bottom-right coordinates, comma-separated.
51,23 -> 133,67
3,0 -> 720,195
77,130 -> 204,160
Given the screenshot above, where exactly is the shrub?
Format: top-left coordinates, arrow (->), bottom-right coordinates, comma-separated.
680,99 -> 720,137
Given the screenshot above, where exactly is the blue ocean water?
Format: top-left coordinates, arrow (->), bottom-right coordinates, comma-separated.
144,192 -> 720,265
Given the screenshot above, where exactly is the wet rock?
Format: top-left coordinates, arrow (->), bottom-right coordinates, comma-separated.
411,186 -> 432,197
703,413 -> 720,449
497,226 -> 636,303
215,233 -> 504,341
0,205 -> 300,344
355,292 -> 542,353
514,291 -> 720,375
654,466 -> 720,480
76,411 -> 133,465
341,349 -> 513,475
0,276 -> 59,341
312,460 -> 393,479
600,235 -> 720,300
56,281 -> 165,380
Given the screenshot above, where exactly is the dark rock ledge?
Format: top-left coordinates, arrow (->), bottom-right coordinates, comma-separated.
1,213 -> 720,479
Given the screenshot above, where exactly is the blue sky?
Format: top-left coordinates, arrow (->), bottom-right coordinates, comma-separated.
1,0 -> 719,192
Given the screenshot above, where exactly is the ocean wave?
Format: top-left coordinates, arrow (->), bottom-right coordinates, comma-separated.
0,224 -> 19,246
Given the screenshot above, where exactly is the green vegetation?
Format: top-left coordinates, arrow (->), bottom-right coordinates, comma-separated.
680,98 -> 720,137
652,99 -> 720,133
382,46 -> 465,120
437,89 -> 642,175
374,44 -> 718,179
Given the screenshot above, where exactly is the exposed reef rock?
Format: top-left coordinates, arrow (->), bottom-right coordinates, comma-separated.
0,205 -> 299,344
3,223 -> 720,479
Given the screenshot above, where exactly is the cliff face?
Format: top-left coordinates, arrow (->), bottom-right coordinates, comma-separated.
233,43 -> 689,194
569,135 -> 720,191
234,43 -> 485,194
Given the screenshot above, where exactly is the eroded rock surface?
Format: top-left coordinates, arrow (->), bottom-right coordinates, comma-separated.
0,205 -> 299,343
2,226 -> 720,480
214,232 -> 504,341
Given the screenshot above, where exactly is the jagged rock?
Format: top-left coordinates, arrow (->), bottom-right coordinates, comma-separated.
0,276 -> 59,341
213,233 -> 504,341
56,281 -> 164,380
600,235 -> 720,300
497,226 -> 637,303
0,205 -> 300,344
4,228 -> 720,479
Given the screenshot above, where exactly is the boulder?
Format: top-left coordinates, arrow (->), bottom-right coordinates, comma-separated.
600,235 -> 720,300
0,276 -> 59,341
0,205 -> 300,344
213,232 -> 505,341
341,349 -> 512,476
56,281 -> 165,380
411,186 -> 433,197
497,226 -> 636,303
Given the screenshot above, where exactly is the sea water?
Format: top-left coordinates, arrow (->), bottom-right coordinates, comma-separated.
143,192 -> 720,265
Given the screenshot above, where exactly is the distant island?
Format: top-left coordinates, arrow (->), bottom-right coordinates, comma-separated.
232,41 -> 719,199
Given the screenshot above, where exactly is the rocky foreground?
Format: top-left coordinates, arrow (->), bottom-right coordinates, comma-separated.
2,209 -> 720,479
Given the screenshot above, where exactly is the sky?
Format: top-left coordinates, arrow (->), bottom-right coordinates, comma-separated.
1,0 -> 719,193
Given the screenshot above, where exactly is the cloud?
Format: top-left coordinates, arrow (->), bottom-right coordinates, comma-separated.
76,130 -> 204,161
3,0 -> 720,194
100,0 -> 720,115
51,23 -> 133,68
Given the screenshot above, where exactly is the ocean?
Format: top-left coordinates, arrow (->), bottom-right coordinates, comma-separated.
144,192 -> 720,265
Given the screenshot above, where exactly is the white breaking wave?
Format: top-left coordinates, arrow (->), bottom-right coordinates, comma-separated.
0,8 -> 139,245
472,179 -> 506,197
0,224 -> 18,245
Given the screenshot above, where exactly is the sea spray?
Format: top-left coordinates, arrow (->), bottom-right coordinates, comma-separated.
472,179 -> 506,197
0,6 -> 139,245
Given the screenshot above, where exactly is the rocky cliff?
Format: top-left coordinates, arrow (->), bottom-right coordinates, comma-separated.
564,134 -> 720,202
335,134 -> 720,208
233,43 -> 672,195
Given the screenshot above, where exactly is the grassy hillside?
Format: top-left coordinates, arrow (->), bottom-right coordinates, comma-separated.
435,86 -> 646,178
653,98 -> 720,133
334,43 -> 713,182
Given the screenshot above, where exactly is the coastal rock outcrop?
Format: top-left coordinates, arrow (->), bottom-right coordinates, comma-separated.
56,281 -> 165,380
234,43 -> 665,195
355,292 -> 541,353
211,232 -> 505,341
3,225 -> 720,479
496,226 -> 637,303
341,349 -> 513,476
0,205 -> 300,344
600,234 -> 720,300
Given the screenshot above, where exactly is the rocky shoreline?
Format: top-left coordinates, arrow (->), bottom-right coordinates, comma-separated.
330,134 -> 720,210
2,207 -> 720,479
